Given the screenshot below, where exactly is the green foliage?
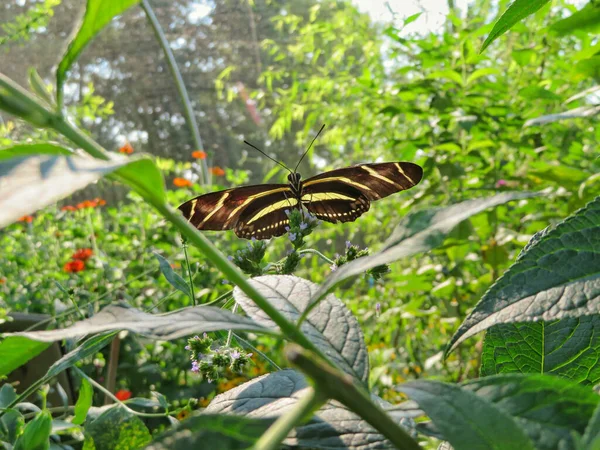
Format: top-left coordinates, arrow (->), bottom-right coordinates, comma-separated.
0,0 -> 60,47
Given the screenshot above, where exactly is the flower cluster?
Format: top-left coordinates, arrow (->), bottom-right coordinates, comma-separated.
331,240 -> 390,281
279,209 -> 320,274
64,248 -> 93,273
185,333 -> 252,382
229,238 -> 267,276
61,198 -> 107,211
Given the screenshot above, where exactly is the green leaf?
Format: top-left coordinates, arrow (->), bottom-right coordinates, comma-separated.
397,380 -> 535,450
403,12 -> 422,26
0,155 -> 134,229
481,0 -> 551,52
83,406 -> 151,450
518,86 -> 561,101
0,336 -> 49,377
551,2 -> 600,36
582,401 -> 600,450
447,196 -> 600,354
233,275 -> 369,384
466,67 -> 501,85
73,378 -> 94,426
310,192 -> 537,307
12,303 -> 269,343
464,374 -> 599,450
481,317 -> 600,385
153,252 -> 192,300
144,414 -> 273,450
116,156 -> 166,205
14,410 -> 52,450
57,0 -> 141,106
426,70 -> 464,86
0,143 -> 72,161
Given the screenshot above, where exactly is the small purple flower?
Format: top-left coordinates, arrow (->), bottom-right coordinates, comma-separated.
231,350 -> 241,360
203,332 -> 208,339
185,345 -> 191,350
284,209 -> 291,217
193,335 -> 199,340
495,179 -> 507,188
247,353 -> 253,358
299,222 -> 308,230
251,237 -> 257,242
247,241 -> 253,249
191,360 -> 200,373
345,240 -> 352,248
227,255 -> 233,261
222,279 -> 229,284
285,226 -> 290,232
376,302 -> 381,316
330,263 -> 338,271
289,232 -> 297,242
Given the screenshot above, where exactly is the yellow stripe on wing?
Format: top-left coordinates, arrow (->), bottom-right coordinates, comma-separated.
246,198 -> 299,224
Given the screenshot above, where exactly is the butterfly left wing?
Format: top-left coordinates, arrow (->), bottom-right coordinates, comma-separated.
178,184 -> 294,238
301,162 -> 422,223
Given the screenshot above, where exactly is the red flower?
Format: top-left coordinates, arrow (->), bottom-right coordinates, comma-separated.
61,205 -> 77,212
72,248 -> 93,261
18,215 -> 33,223
64,260 -> 85,273
192,150 -> 207,160
77,200 -> 97,209
93,198 -> 107,206
115,389 -> 132,401
173,177 -> 193,187
210,167 -> 225,177
119,142 -> 134,154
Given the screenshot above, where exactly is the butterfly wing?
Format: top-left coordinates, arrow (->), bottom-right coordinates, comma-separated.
234,189 -> 300,239
301,162 -> 422,223
178,184 -> 294,238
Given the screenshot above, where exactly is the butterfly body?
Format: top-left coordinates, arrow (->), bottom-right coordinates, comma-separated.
179,162 -> 423,240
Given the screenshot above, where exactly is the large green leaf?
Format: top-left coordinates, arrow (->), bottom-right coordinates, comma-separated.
481,0 -> 551,52
144,414 -> 273,450
481,317 -> 600,385
464,374 -> 599,450
82,406 -> 151,450
0,143 -> 72,161
309,192 -> 536,307
233,275 -> 369,385
14,410 -> 52,450
447,196 -> 600,354
0,155 -> 131,229
116,156 -> 166,205
12,303 -> 270,342
396,380 -> 535,450
0,336 -> 49,377
551,2 -> 600,36
73,378 -> 94,426
57,0 -> 141,105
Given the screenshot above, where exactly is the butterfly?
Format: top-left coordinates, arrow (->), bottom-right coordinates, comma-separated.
178,126 -> 423,240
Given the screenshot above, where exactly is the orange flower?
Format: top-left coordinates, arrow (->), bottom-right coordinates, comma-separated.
192,150 -> 207,160
173,177 -> 193,188
72,248 -> 93,261
64,260 -> 85,273
77,200 -> 97,209
115,389 -> 132,401
93,198 -> 107,206
18,215 -> 33,223
210,167 -> 225,176
61,205 -> 77,212
119,142 -> 134,154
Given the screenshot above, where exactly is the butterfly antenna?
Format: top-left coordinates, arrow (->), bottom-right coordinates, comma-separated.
294,124 -> 325,173
243,140 -> 293,174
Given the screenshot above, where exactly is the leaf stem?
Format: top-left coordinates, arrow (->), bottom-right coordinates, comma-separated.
254,387 -> 327,450
286,344 -> 422,450
140,0 -> 209,184
182,238 -> 196,305
298,248 -> 334,264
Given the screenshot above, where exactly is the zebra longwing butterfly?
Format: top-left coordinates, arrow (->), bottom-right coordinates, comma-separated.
178,127 -> 423,240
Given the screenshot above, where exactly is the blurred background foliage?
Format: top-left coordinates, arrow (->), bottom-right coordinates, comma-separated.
1,0 -> 599,412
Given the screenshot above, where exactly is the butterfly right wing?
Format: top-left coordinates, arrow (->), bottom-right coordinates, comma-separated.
178,184 -> 292,233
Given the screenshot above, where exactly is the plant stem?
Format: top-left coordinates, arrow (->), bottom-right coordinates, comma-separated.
104,335 -> 121,405
140,0 -> 208,184
254,387 -> 326,450
286,344 -> 421,450
225,302 -> 239,346
182,238 -> 196,305
298,248 -> 334,264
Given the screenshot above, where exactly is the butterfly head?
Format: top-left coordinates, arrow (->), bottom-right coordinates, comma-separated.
287,172 -> 302,184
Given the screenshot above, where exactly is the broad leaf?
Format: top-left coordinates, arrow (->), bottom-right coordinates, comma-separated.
116,156 -> 166,205
233,276 -> 369,384
82,406 -> 151,450
464,374 -> 598,450
550,2 -> 600,36
154,252 -> 192,300
13,410 -> 52,450
144,414 -> 273,450
481,317 -> 600,385
397,380 -> 535,450
447,196 -> 600,354
0,155 -> 130,229
12,303 -> 269,342
0,336 -> 49,377
57,0 -> 141,105
524,105 -> 600,127
582,401 -> 600,450
0,143 -> 72,161
73,378 -> 93,426
481,0 -> 551,52
206,369 -> 407,449
311,192 -> 536,305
